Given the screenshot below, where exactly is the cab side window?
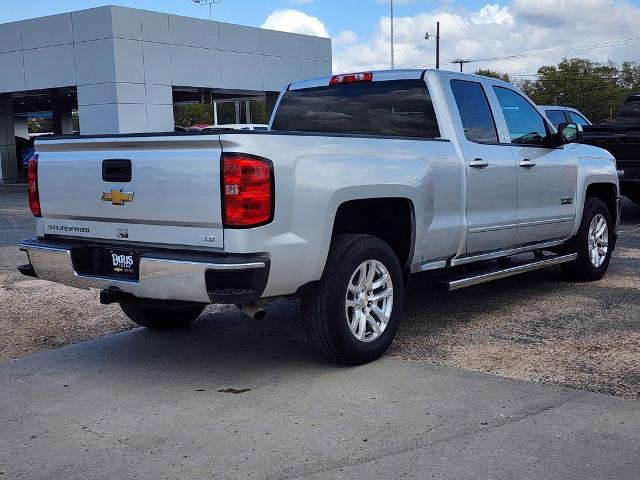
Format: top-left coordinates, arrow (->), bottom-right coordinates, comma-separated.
545,109 -> 568,129
450,80 -> 499,143
493,86 -> 549,146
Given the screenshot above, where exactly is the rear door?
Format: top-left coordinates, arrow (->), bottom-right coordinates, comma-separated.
445,74 -> 518,253
490,85 -> 577,244
36,134 -> 225,249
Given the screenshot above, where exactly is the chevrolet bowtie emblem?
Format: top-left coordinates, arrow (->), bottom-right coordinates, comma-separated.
102,189 -> 134,206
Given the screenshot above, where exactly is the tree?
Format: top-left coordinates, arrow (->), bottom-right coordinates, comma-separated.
474,69 -> 511,83
517,58 -> 640,122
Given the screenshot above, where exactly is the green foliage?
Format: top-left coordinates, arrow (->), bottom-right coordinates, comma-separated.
27,117 -> 52,134
474,69 -> 511,83
515,58 -> 640,123
173,104 -> 214,128
250,99 -> 267,124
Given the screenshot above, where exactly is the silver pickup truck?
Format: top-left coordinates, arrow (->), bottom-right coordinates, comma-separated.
19,69 -> 620,364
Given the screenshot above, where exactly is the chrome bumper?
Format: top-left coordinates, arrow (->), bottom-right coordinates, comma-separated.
19,239 -> 269,304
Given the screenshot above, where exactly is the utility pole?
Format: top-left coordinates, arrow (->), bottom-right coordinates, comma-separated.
451,59 -> 471,72
390,0 -> 395,69
425,22 -> 440,69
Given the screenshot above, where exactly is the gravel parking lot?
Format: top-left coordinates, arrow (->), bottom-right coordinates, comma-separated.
1,185 -> 639,398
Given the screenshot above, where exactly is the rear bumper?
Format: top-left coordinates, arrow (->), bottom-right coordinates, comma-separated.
18,238 -> 269,305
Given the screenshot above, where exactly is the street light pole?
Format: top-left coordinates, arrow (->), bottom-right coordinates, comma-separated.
390,0 -> 395,69
425,22 -> 440,69
435,21 -> 440,69
192,0 -> 222,21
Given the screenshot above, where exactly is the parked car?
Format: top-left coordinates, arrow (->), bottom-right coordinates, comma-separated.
539,105 -> 591,129
19,70 -> 620,365
201,124 -> 269,131
580,95 -> 640,204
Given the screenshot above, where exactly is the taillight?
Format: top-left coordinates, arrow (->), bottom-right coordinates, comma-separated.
222,153 -> 273,227
27,154 -> 41,217
330,72 -> 373,85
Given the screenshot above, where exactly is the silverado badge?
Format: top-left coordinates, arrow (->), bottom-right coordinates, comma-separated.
102,189 -> 134,206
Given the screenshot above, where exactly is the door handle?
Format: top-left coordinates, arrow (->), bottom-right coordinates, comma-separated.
519,159 -> 536,168
468,158 -> 489,169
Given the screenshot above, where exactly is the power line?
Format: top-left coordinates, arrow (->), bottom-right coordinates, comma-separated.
467,36 -> 640,64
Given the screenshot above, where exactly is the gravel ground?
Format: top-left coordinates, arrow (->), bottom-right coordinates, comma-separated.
1,186 -> 639,398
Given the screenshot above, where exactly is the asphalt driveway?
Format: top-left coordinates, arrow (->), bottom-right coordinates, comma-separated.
1,310 -> 640,479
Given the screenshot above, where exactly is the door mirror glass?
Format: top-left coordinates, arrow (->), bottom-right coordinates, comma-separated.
557,122 -> 583,144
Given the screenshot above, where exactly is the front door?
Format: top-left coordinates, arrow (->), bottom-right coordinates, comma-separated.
491,86 -> 577,244
446,76 -> 518,254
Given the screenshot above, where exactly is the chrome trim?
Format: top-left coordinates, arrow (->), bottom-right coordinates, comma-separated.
518,217 -> 575,228
469,223 -> 518,234
19,240 -> 266,304
44,214 -> 222,229
468,218 -> 574,234
446,253 -> 577,291
451,239 -> 566,266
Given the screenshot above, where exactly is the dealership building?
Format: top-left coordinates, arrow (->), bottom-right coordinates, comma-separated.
0,5 -> 332,183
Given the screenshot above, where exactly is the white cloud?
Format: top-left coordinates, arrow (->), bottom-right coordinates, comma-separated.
470,4 -> 513,25
335,29 -> 359,46
333,0 -> 640,76
261,9 -> 329,37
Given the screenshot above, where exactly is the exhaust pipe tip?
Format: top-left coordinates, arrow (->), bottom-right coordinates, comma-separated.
241,303 -> 267,320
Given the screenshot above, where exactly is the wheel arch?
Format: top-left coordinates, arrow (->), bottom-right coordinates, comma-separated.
331,197 -> 416,271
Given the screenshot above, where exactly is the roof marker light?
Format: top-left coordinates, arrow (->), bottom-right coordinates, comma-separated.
330,72 -> 373,85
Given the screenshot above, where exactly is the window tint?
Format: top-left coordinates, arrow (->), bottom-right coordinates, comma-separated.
493,86 -> 549,145
450,80 -> 498,143
617,99 -> 640,124
271,80 -> 440,138
567,111 -> 590,126
545,109 -> 568,128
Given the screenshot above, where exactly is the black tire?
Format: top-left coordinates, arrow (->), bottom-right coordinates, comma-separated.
301,234 -> 404,365
119,302 -> 205,330
561,197 -> 613,281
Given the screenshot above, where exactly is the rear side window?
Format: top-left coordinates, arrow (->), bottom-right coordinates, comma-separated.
450,80 -> 498,143
545,109 -> 568,128
493,86 -> 549,145
617,99 -> 640,124
271,79 -> 440,138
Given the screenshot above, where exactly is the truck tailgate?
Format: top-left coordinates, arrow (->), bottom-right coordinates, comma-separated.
36,135 -> 224,249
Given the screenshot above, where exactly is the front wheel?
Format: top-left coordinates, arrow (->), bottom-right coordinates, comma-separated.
301,234 -> 404,365
119,302 -> 205,330
561,197 -> 614,281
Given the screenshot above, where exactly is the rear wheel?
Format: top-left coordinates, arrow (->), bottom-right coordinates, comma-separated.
301,234 -> 404,365
119,302 -> 205,330
561,197 -> 613,281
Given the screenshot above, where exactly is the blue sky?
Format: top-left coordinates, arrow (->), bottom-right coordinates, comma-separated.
3,0 -> 640,74
0,0 -> 528,37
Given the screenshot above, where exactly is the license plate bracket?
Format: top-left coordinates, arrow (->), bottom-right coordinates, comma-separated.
106,248 -> 139,279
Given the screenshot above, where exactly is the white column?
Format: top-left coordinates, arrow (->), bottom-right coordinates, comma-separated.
0,95 -> 18,183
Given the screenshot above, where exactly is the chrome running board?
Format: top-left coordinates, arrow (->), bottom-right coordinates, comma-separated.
443,253 -> 577,291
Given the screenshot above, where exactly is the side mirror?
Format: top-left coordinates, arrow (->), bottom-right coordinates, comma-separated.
557,122 -> 583,144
